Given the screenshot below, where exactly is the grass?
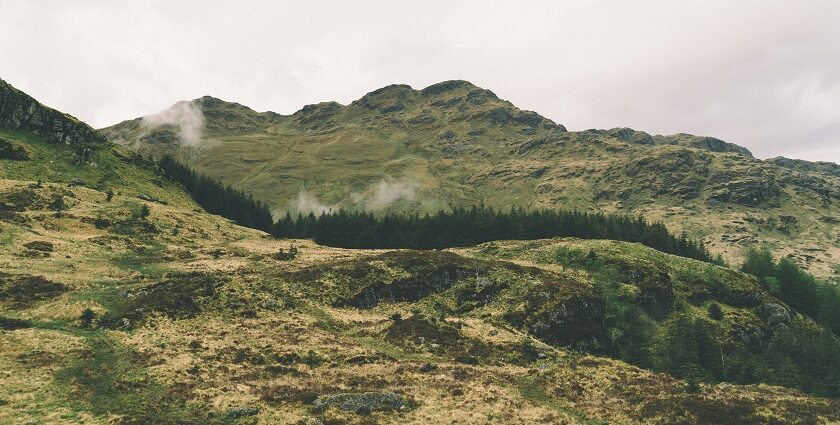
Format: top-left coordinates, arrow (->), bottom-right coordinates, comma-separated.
0,224 -> 18,246
515,376 -> 608,425
53,334 -> 232,424
2,110 -> 840,423
0,129 -> 196,210
349,335 -> 438,362
112,242 -> 168,277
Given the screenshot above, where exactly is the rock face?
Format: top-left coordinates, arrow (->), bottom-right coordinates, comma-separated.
0,79 -> 105,160
312,392 -> 415,414
769,156 -> 840,178
757,303 -> 792,330
592,128 -> 753,157
708,177 -> 781,206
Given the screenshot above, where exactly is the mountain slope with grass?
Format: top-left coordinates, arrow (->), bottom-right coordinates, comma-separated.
3,79 -> 840,424
101,80 -> 840,278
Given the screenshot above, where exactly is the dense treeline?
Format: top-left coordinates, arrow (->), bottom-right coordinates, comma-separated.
159,155 -> 712,261
158,155 -> 273,232
659,310 -> 840,397
560,249 -> 840,397
272,208 -> 714,262
741,247 -> 840,336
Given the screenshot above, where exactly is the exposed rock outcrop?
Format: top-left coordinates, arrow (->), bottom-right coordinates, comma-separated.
312,392 -> 415,414
0,79 -> 105,161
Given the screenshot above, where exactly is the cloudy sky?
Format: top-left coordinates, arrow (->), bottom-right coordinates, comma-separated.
2,0 -> 839,162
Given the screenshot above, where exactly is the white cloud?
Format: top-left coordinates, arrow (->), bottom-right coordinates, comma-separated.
294,192 -> 335,215
0,0 -> 838,163
141,100 -> 205,146
293,177 -> 418,215
368,179 -> 418,210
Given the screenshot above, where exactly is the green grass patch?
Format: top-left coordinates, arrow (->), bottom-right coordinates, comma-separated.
112,242 -> 168,277
54,334 -> 232,424
349,335 -> 438,362
516,376 -> 607,425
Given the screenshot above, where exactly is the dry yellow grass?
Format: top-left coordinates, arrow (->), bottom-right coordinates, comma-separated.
2,177 -> 839,424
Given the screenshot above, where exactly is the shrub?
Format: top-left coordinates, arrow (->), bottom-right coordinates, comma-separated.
94,215 -> 111,229
273,245 -> 298,261
138,204 -> 151,220
301,350 -> 324,368
79,308 -> 97,328
707,303 -> 724,321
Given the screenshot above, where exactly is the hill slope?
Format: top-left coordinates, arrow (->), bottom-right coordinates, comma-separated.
3,79 -> 840,423
101,81 -> 840,277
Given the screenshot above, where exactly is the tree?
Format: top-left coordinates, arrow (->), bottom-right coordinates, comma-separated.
740,247 -> 774,280
294,205 -> 712,262
707,303 -> 724,321
158,155 -> 274,233
657,315 -> 721,382
138,204 -> 151,220
79,308 -> 96,328
775,257 -> 818,316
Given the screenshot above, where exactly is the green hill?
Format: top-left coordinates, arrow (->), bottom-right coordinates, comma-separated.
101,80 -> 840,278
3,78 -> 840,424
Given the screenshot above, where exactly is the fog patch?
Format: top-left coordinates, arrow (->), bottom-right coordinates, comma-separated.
290,178 -> 418,215
141,100 -> 205,146
294,192 -> 336,215
365,178 -> 418,210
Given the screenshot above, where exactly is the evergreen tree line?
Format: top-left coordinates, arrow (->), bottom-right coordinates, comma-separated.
158,155 -> 273,232
158,155 -> 711,262
741,247 -> 840,336
580,258 -> 840,397
657,310 -> 840,397
272,207 -> 713,262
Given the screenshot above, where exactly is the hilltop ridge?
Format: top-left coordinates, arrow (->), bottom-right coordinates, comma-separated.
101,81 -> 840,277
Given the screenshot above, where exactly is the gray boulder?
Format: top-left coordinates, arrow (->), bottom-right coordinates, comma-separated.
227,406 -> 260,418
757,303 -> 792,329
312,392 -> 414,414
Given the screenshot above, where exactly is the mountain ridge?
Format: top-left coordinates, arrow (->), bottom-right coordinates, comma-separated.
3,77 -> 840,424
101,80 -> 840,277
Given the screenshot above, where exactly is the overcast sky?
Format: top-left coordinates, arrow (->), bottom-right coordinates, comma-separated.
2,0 -> 839,162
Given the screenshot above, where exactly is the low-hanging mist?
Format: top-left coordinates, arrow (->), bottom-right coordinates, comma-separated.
140,100 -> 205,146
292,177 -> 419,215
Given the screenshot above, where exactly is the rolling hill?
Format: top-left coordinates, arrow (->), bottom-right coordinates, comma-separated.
3,77 -> 840,424
101,80 -> 840,278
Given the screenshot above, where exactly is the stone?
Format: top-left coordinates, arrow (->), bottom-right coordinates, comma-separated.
757,303 -> 791,329
226,406 -> 260,418
0,137 -> 30,160
312,392 -> 415,414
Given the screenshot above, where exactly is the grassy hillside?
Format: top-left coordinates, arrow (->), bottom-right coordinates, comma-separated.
101,81 -> 840,278
2,80 -> 839,424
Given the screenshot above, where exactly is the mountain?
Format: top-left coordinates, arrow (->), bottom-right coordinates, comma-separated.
3,78 -> 840,424
102,80 -> 840,278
